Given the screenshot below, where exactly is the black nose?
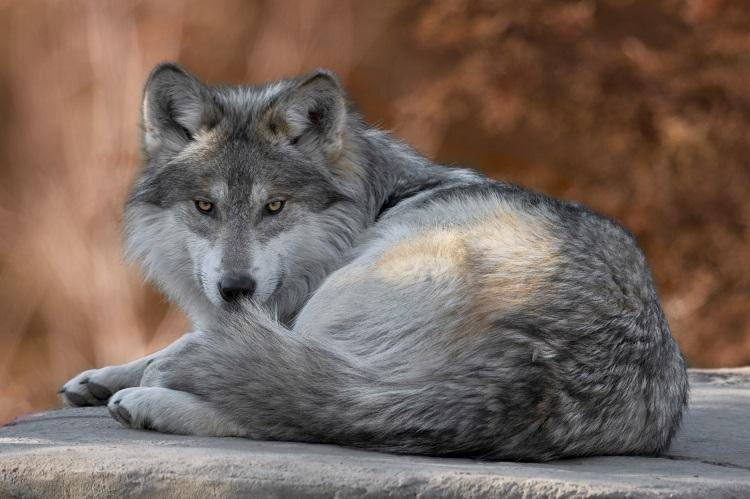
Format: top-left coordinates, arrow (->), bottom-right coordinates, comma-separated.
218,273 -> 256,302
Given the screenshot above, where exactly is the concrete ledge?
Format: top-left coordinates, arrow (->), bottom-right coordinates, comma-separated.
1,369 -> 749,498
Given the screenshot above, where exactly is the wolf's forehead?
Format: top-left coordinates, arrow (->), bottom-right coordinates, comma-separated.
214,82 -> 288,116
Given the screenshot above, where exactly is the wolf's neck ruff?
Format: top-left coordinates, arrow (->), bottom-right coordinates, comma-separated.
60,63 -> 688,462
333,124 -> 487,227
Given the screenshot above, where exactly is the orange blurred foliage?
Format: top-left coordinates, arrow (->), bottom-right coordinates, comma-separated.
1,0 -> 748,423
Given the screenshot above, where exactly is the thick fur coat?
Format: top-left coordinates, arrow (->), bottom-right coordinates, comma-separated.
60,63 -> 689,461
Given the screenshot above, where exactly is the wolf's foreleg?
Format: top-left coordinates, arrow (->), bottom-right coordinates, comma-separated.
107,386 -> 248,436
59,333 -> 200,407
102,308 -> 358,442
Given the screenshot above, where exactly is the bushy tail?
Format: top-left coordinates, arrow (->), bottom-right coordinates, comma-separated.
160,306 -> 539,458
160,302 -> 688,461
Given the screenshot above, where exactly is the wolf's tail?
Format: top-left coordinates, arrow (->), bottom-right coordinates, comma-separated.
161,302 -> 687,461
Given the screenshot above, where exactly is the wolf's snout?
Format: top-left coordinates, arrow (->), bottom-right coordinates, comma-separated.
218,273 -> 256,302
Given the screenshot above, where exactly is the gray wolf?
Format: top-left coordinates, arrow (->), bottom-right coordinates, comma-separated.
60,63 -> 688,461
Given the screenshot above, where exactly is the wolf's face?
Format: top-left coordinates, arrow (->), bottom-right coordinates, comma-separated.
124,64 -> 366,325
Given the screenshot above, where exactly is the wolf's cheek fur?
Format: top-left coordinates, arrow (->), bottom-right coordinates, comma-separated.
124,204 -> 216,328
190,239 -> 224,307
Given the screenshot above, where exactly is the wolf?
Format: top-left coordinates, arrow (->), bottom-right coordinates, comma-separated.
59,63 -> 688,461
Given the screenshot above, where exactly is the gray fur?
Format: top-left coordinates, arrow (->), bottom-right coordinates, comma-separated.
61,63 -> 688,461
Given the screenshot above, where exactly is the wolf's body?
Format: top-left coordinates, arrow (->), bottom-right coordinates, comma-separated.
60,64 -> 688,461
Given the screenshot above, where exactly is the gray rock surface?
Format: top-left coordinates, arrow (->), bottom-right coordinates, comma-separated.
1,369 -> 749,498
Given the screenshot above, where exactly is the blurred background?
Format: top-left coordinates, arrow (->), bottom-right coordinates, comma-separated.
1,0 -> 748,423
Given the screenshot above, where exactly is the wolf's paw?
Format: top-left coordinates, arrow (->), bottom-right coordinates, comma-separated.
107,386 -> 248,437
107,387 -> 160,430
59,367 -> 121,407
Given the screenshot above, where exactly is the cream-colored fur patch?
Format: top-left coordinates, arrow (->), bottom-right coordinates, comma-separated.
467,205 -> 558,317
373,228 -> 469,279
373,200 -> 559,325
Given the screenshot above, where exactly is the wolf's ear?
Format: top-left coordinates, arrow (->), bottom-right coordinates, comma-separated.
268,69 -> 346,158
141,63 -> 218,155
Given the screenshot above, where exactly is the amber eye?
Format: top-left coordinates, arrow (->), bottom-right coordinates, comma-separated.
195,199 -> 214,214
265,200 -> 285,214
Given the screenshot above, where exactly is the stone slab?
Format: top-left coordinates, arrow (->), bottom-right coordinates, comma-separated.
1,369 -> 749,498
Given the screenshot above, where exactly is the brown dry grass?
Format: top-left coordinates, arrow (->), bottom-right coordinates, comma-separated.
1,0 -> 748,423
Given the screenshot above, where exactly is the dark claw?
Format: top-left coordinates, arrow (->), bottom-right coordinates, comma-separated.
107,405 -> 123,424
78,377 -> 90,385
108,400 -> 132,427
57,388 -> 66,394
87,382 -> 112,401
64,391 -> 91,407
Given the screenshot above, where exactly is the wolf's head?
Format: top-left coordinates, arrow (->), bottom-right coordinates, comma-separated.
125,63 -> 369,326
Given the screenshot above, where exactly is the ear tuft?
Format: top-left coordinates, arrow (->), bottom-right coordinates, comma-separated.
141,62 -> 218,155
269,69 -> 346,158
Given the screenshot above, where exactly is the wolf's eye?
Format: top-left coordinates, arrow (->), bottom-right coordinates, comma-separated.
265,200 -> 285,214
195,199 -> 214,214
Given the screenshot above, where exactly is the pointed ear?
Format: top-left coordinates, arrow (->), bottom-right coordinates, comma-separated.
268,69 -> 347,158
141,62 -> 219,156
